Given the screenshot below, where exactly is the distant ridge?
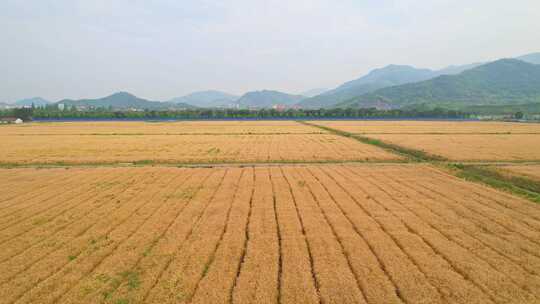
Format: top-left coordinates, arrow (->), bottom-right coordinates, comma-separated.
14,97 -> 51,107
237,90 -> 305,108
56,92 -> 194,110
297,65 -> 438,108
168,90 -> 238,108
339,59 -> 540,109
300,88 -> 328,98
517,52 -> 540,64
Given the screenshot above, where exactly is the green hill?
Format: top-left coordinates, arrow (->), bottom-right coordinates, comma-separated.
297,65 -> 438,108
237,90 -> 304,108
339,59 -> 540,109
56,92 -> 194,110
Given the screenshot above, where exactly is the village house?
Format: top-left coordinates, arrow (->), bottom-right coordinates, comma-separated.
0,117 -> 23,124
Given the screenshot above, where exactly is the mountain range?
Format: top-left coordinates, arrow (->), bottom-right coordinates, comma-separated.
339,59 -> 540,109
167,90 -> 238,108
56,92 -> 194,110
236,90 -> 305,108
299,52 -> 540,109
5,51 -> 540,111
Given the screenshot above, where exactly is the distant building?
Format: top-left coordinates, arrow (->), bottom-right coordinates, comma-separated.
0,117 -> 23,124
58,103 -> 65,111
272,104 -> 287,111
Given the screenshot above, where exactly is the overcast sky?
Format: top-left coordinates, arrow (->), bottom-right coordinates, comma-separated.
1,0 -> 540,102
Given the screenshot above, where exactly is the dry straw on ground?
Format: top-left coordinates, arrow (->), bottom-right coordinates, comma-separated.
1,165 -> 539,304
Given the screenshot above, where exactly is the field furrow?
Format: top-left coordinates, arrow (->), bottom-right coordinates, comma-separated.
0,170 -> 159,285
281,167 -> 367,304
188,168 -> 255,304
102,169 -> 224,304
0,170 -> 140,262
374,171 -> 540,294
232,168 -> 280,304
1,160 -> 540,304
337,166 -> 536,303
56,169 -> 216,304
1,172 -> 180,304
270,167 -> 321,304
142,168 -> 239,303
300,167 -> 404,304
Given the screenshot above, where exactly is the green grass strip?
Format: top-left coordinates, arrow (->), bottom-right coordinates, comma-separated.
299,121 -> 447,162
449,164 -> 540,204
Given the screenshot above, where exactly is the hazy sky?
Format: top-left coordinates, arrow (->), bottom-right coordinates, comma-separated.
2,0 -> 540,102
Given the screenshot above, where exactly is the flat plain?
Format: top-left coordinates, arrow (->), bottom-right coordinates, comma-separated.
311,120 -> 540,134
0,121 -> 326,135
0,133 -> 400,165
1,165 -> 539,304
1,120 -> 540,304
370,134 -> 540,161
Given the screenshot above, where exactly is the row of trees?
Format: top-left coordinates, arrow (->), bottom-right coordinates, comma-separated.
1,106 -> 471,120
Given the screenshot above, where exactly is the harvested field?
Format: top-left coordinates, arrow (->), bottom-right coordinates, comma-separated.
1,164 -> 539,304
0,133 -> 400,165
367,134 -> 540,161
0,121 -> 324,135
310,120 -> 540,134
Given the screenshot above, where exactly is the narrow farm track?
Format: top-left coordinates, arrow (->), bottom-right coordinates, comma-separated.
1,164 -> 539,304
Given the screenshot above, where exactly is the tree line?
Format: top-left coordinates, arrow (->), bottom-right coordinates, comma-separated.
1,106 -> 471,121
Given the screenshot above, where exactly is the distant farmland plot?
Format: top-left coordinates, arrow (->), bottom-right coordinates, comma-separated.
0,165 -> 539,304
370,134 -> 540,161
498,164 -> 540,181
0,133 -> 400,165
1,121 -> 325,135
311,120 -> 540,134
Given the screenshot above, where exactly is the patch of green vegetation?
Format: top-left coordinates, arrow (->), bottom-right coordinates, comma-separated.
207,147 -> 221,155
120,270 -> 141,290
143,238 -> 160,257
32,218 -> 48,226
68,255 -> 77,261
301,121 -> 446,162
297,180 -> 306,187
133,159 -> 155,165
451,164 -> 540,204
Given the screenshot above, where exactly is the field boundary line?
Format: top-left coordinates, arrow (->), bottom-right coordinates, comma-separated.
0,158 -> 408,169
419,170 -> 540,236
300,121 -> 540,205
446,164 -> 540,204
298,121 -> 447,162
